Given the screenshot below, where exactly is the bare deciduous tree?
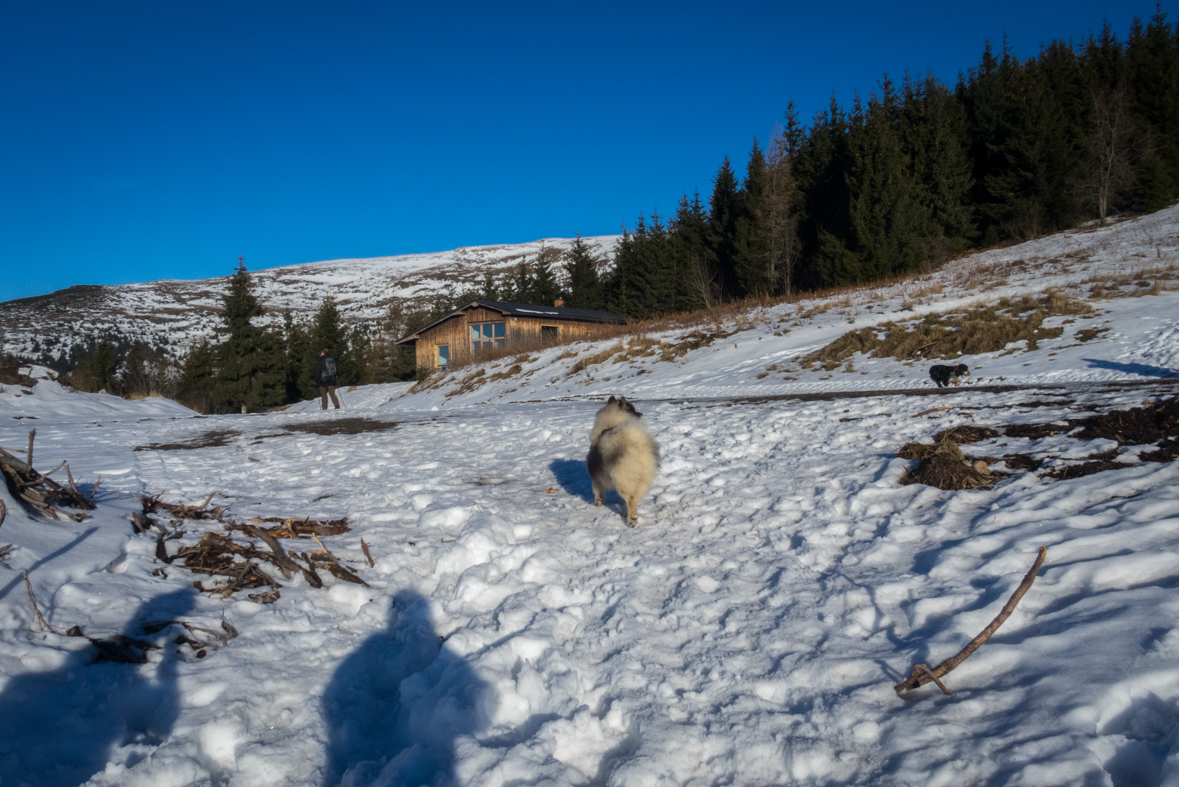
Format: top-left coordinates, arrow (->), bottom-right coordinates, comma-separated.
763,135 -> 799,296
1080,85 -> 1142,225
689,251 -> 719,310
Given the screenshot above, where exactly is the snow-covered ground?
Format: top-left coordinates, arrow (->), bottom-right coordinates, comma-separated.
2,208 -> 1178,787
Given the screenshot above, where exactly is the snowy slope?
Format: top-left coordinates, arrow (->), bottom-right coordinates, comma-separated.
1,208 -> 1178,787
0,235 -> 620,363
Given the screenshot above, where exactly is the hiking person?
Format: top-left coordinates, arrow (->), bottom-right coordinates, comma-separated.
314,348 -> 340,410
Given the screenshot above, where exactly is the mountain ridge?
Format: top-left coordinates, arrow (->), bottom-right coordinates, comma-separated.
0,235 -> 620,365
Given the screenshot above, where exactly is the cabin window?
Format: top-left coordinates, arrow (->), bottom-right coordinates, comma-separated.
435,344 -> 450,369
470,322 -> 506,354
541,325 -> 560,343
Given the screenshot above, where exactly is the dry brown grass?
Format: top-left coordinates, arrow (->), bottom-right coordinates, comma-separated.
1083,262 -> 1177,299
804,292 -> 1092,370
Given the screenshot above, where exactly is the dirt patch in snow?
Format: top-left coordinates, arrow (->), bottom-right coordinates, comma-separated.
0,366 -> 38,388
900,397 -> 1179,489
281,417 -> 399,436
134,429 -> 241,451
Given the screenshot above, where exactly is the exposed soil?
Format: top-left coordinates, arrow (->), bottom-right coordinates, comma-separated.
900,396 -> 1179,490
134,429 -> 241,452
0,366 -> 37,388
1044,459 -> 1134,480
1072,396 -> 1179,445
281,417 -> 399,436
1004,422 -> 1072,440
1002,454 -> 1043,471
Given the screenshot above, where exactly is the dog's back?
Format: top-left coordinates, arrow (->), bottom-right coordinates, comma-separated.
587,396 -> 660,527
929,363 -> 969,387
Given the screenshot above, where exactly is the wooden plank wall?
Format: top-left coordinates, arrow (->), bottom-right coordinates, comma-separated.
414,308 -> 620,370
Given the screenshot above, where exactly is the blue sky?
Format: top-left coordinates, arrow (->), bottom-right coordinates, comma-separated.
1,1 -> 1171,301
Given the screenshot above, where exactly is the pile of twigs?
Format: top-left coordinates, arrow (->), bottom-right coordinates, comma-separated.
138,492 -> 369,603
0,430 -> 97,522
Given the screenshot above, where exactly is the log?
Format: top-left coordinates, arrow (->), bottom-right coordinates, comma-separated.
895,546 -> 1047,696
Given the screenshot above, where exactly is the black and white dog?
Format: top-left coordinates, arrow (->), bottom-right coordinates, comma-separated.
929,363 -> 970,388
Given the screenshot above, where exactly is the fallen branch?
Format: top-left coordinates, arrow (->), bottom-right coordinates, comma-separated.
0,498 -> 5,528
23,570 -> 56,633
895,546 -> 1047,696
361,538 -> 375,567
0,434 -> 95,520
912,406 -> 954,418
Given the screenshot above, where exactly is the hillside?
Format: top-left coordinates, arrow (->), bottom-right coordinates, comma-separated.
0,235 -> 619,364
1,207 -> 1178,787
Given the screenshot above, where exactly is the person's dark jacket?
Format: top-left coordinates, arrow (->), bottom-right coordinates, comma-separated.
314,355 -> 338,387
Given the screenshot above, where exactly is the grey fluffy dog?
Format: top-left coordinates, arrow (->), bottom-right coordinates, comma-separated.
587,396 -> 660,527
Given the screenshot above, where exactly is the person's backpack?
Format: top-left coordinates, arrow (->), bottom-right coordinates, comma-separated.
324,357 -> 337,382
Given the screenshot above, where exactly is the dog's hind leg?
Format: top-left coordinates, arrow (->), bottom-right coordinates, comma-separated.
592,478 -> 605,507
624,494 -> 639,527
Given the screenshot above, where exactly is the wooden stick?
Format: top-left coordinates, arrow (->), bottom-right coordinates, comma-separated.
895,546 -> 1047,695
912,405 -> 954,418
65,462 -> 79,496
0,446 -> 28,454
917,663 -> 952,697
311,533 -> 336,560
23,570 -> 55,633
89,475 -> 102,503
26,429 -> 34,470
361,538 -> 375,567
199,491 -> 216,510
17,461 -> 67,487
0,498 -> 5,529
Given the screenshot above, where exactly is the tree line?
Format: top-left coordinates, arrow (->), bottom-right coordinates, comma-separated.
574,12 -> 1179,320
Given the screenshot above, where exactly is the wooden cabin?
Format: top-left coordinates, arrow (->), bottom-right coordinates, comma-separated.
396,299 -> 628,371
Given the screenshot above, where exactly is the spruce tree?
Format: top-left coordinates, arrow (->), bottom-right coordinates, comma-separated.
282,311 -> 312,403
734,138 -> 770,297
1126,9 -> 1179,209
671,192 -> 715,310
565,235 -> 604,310
844,76 -> 931,280
176,339 -> 216,413
707,157 -> 742,300
211,261 -> 285,413
531,247 -> 563,306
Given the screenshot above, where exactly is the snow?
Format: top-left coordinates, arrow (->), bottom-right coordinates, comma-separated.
2,208 -> 1179,786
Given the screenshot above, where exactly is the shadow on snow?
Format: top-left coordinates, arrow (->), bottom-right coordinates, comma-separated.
0,587 -> 196,787
322,590 -> 487,787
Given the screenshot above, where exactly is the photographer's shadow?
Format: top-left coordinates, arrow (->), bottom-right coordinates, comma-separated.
0,587 -> 196,787
322,590 -> 487,786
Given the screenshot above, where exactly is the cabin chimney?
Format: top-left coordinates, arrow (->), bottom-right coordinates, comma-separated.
554,299 -> 564,307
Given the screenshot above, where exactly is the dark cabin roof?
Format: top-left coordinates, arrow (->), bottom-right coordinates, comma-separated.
395,299 -> 628,344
